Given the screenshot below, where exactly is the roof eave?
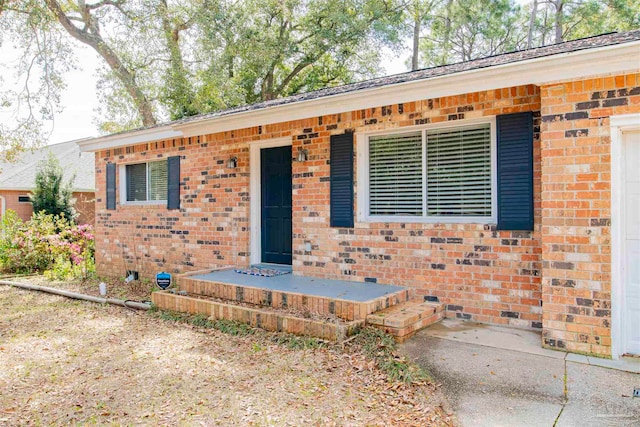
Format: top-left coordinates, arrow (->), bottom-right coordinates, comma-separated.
0,187 -> 95,192
78,127 -> 183,153
77,40 -> 640,153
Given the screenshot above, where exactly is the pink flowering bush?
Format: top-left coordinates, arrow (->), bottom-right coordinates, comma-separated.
46,223 -> 95,280
0,210 -> 95,279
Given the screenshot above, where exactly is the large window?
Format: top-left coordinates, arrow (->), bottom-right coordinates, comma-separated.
124,160 -> 168,202
361,119 -> 495,223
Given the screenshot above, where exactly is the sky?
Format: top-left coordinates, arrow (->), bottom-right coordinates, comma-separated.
0,40 -> 410,146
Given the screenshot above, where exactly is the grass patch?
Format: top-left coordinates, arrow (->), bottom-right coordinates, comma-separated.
148,307 -> 255,337
269,333 -> 327,350
348,327 -> 432,384
149,306 -> 328,349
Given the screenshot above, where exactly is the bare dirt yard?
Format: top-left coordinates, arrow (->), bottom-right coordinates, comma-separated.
0,283 -> 453,426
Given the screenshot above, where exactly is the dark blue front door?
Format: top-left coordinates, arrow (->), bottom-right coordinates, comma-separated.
261,146 -> 292,264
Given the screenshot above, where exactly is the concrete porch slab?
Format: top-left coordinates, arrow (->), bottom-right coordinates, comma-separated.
188,268 -> 407,302
177,268 -> 413,321
418,317 -> 565,359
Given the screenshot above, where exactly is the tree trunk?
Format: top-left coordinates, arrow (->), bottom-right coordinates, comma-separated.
440,0 -> 454,65
159,0 -> 195,118
44,0 -> 157,127
527,0 -> 538,49
541,4 -> 549,45
554,0 -> 564,44
262,69 -> 275,101
227,56 -> 234,78
412,13 -> 420,70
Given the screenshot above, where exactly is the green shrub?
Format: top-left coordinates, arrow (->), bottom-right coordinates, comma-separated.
0,210 -> 23,271
0,211 -> 95,279
30,153 -> 77,222
0,211 -> 59,273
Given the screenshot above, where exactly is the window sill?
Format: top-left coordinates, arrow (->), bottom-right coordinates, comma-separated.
120,201 -> 167,207
359,215 -> 496,225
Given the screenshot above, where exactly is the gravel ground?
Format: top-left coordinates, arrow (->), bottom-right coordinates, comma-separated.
0,283 -> 453,426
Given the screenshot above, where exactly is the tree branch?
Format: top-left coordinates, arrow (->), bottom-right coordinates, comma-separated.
44,0 -> 156,126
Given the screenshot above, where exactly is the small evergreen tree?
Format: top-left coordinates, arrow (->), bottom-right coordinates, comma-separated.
30,153 -> 77,222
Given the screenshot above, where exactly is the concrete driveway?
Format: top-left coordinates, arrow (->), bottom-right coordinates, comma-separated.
400,319 -> 640,427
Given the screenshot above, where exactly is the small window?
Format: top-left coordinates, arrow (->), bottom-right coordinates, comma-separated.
125,160 -> 168,202
18,195 -> 30,203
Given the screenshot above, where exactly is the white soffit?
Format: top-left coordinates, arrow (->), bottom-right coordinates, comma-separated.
78,40 -> 640,152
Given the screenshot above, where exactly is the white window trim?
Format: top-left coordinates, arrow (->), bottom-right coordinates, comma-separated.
119,159 -> 168,206
357,116 -> 497,224
17,195 -> 31,203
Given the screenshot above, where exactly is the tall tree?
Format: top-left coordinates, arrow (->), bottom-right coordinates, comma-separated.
410,0 -> 639,69
527,0 -> 640,45
43,0 -> 157,126
1,0 -> 405,140
527,0 -> 538,48
204,0 -> 404,103
0,0 -> 74,158
407,0 -> 442,70
418,0 -> 525,67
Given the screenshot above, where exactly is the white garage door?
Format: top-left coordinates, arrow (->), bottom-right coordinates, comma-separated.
623,130 -> 640,355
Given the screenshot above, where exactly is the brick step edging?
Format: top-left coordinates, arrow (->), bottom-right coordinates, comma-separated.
152,291 -> 364,341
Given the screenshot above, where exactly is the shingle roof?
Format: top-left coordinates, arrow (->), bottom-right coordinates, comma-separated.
100,30 -> 640,139
0,140 -> 95,191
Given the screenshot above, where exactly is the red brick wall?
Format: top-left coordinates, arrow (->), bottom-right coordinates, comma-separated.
94,85 -> 543,329
0,190 -> 94,225
0,190 -> 34,221
540,73 -> 640,357
74,192 -> 95,226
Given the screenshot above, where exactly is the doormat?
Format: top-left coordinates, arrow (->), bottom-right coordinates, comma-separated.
234,267 -> 291,277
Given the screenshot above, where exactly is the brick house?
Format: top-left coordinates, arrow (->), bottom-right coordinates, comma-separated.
0,140 -> 95,225
78,31 -> 640,358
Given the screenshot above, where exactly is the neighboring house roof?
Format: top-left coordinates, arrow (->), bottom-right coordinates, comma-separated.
0,139 -> 95,192
78,30 -> 640,152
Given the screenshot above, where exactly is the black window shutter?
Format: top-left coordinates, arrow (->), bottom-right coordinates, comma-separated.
106,162 -> 116,210
330,133 -> 354,228
497,112 -> 534,231
167,156 -> 181,210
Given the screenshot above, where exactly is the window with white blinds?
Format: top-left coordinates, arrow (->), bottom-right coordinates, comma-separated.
125,160 -> 168,202
426,124 -> 491,216
148,161 -> 168,201
369,132 -> 423,216
126,163 -> 147,202
365,121 -> 494,221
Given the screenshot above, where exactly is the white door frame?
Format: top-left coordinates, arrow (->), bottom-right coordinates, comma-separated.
249,137 -> 292,265
611,113 -> 640,359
